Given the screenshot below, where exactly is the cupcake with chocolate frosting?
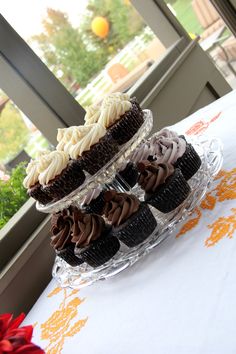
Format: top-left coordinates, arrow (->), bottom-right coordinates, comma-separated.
50,207 -> 83,266
66,123 -> 119,175
23,157 -> 53,204
103,190 -> 157,247
137,161 -> 190,213
98,92 -> 144,145
71,208 -> 120,267
38,150 -> 85,201
149,134 -> 201,180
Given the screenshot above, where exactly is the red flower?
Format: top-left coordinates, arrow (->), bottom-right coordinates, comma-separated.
0,313 -> 44,354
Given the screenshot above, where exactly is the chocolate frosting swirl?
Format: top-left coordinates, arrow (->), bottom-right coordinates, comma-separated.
103,190 -> 140,227
137,160 -> 174,193
71,208 -> 105,248
50,208 -> 74,251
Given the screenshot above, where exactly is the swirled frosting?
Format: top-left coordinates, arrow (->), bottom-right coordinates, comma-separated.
50,208 -> 74,251
71,208 -> 105,248
103,190 -> 139,226
38,150 -> 69,185
137,160 -> 174,193
23,159 -> 40,188
102,92 -> 130,105
98,96 -> 132,128
151,128 -> 178,141
84,104 -> 101,125
56,126 -> 78,152
130,142 -> 156,164
152,137 -> 186,164
69,123 -> 106,159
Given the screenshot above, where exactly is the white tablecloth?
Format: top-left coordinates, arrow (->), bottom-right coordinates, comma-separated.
25,90 -> 236,354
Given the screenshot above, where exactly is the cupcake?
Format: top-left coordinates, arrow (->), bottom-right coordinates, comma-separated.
38,150 -> 86,201
103,190 -> 157,247
137,160 -> 190,213
151,136 -> 201,180
71,208 -> 120,267
23,156 -> 53,205
82,187 -> 105,215
68,123 -> 119,175
115,162 -> 139,190
98,92 -> 144,145
50,207 -> 83,267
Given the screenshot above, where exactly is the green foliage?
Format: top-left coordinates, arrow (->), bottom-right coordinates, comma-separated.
171,0 -> 203,35
31,1 -> 146,90
0,100 -> 29,164
0,162 -> 28,230
32,8 -> 107,89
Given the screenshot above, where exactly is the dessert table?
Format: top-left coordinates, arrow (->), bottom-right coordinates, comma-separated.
24,90 -> 236,354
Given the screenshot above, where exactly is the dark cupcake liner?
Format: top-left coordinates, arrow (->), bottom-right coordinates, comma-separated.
81,135 -> 119,175
28,182 -> 53,205
84,190 -> 105,215
145,169 -> 190,213
174,143 -> 201,180
112,203 -> 157,247
76,235 -> 120,268
116,162 -> 139,190
107,102 -> 144,145
43,160 -> 86,201
56,243 -> 84,267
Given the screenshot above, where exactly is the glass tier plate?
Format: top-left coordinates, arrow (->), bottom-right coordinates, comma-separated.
36,109 -> 153,214
52,134 -> 223,289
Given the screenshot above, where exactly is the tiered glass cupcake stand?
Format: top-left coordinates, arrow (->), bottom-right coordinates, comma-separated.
37,110 -> 223,289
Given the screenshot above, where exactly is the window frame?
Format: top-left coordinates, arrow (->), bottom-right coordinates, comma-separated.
0,0 -> 203,312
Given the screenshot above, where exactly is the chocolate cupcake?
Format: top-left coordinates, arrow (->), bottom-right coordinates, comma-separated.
71,208 -> 120,267
38,150 -> 85,201
23,158 -> 53,204
98,93 -> 144,145
82,187 -> 105,215
50,208 -> 83,267
68,124 -> 119,175
103,190 -> 157,247
115,162 -> 139,190
137,161 -> 190,213
149,135 -> 201,180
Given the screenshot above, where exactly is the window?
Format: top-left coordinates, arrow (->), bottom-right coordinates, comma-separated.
1,0 -> 184,108
3,0 -> 214,311
164,0 -> 236,89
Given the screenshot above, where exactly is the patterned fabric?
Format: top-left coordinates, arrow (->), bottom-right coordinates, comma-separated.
24,91 -> 236,354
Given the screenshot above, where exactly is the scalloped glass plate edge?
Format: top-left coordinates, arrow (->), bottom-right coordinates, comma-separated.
36,109 -> 153,213
52,135 -> 223,289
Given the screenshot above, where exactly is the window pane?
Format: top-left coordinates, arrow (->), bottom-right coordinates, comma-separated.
1,0 -> 171,107
164,0 -> 236,89
0,89 -> 51,230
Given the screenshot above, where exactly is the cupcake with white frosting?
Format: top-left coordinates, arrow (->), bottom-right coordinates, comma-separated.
23,157 -> 53,204
37,150 -> 85,201
66,123 -> 119,175
98,92 -> 144,145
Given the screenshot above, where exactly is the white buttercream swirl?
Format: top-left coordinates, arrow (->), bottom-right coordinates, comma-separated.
84,104 -> 101,125
102,92 -> 130,105
69,123 -> 106,159
38,150 -> 69,186
98,97 -> 132,128
23,160 -> 40,188
56,126 -> 80,152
